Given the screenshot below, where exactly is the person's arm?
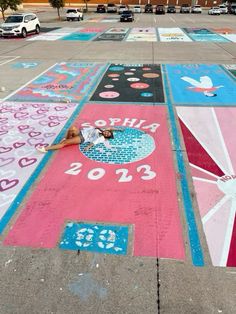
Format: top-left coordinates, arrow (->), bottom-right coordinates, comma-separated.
107,127 -> 124,132
84,143 -> 94,151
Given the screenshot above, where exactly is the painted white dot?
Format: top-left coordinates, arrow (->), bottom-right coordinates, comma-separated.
127,77 -> 140,82
104,84 -> 114,88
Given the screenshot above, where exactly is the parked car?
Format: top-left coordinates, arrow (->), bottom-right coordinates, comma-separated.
66,8 -> 83,21
219,4 -> 228,14
155,5 -> 165,14
167,5 -> 176,13
191,5 -> 202,13
120,10 -> 134,22
118,5 -> 129,14
208,7 -> 221,15
107,3 -> 117,13
228,4 -> 236,14
144,4 -> 153,13
96,4 -> 106,13
0,13 -> 40,38
180,4 -> 190,13
133,5 -> 142,13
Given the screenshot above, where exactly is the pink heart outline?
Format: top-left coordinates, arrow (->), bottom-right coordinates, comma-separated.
0,178 -> 19,192
13,142 -> 26,149
0,146 -> 13,154
18,157 -> 37,168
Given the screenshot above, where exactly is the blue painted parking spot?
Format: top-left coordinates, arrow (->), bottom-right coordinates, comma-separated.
166,64 -> 236,105
61,33 -> 98,41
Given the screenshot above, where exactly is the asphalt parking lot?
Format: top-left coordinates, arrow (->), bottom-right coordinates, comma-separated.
0,6 -> 236,314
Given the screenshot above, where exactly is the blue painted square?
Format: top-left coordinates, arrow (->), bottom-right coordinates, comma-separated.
166,64 -> 236,105
61,33 -> 98,41
59,222 -> 129,255
12,62 -> 40,69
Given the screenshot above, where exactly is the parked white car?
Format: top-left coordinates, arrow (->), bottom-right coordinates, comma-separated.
66,8 -> 84,21
118,5 -> 129,14
0,13 -> 40,38
191,5 -> 202,13
208,7 -> 221,15
219,5 -> 228,14
133,5 -> 142,13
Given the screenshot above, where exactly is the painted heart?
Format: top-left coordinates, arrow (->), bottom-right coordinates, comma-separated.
37,108 -> 48,114
0,157 -> 15,167
44,132 -> 56,138
29,131 -> 41,138
0,108 -> 12,114
18,125 -> 35,134
18,157 -> 37,168
0,179 -> 19,192
27,137 -> 44,146
18,125 -> 30,131
48,121 -> 60,127
0,125 -> 13,131
0,146 -> 12,154
39,120 -> 49,126
30,113 -> 46,120
48,116 -> 67,122
55,106 -> 67,111
32,103 -> 46,108
35,143 -> 48,149
0,130 -> 8,136
14,112 -> 29,120
0,117 -> 8,124
13,142 -> 26,149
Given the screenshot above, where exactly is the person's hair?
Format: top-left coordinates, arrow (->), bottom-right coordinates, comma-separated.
96,128 -> 114,139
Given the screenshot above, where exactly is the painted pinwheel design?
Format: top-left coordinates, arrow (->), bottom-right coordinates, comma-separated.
177,107 -> 236,267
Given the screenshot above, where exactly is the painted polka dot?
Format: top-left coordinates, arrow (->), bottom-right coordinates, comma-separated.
127,77 -> 140,82
124,72 -> 134,76
99,91 -> 120,99
141,92 -> 153,97
130,82 -> 149,89
112,78 -> 119,81
104,84 -> 114,88
142,67 -> 151,71
109,66 -> 124,71
108,73 -> 120,78
143,73 -> 160,78
130,68 -> 136,71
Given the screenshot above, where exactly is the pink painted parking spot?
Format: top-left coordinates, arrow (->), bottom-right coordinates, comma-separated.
4,104 -> 185,260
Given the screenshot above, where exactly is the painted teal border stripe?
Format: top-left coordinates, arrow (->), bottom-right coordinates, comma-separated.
162,64 -> 204,267
0,63 -> 108,235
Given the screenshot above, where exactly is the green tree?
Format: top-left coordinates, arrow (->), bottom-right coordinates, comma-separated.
0,0 -> 22,21
48,0 -> 65,20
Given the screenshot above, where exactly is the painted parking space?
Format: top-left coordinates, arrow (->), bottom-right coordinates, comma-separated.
0,101 -> 77,232
9,62 -> 106,103
177,107 -> 236,267
183,28 -> 230,42
166,64 -> 236,106
157,28 -> 192,42
90,64 -> 165,103
3,103 -> 185,260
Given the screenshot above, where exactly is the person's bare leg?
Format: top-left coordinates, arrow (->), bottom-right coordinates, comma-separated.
45,136 -> 82,151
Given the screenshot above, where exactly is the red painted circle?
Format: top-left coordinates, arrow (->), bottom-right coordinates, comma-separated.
99,91 -> 120,98
108,73 -> 120,78
130,82 -> 149,89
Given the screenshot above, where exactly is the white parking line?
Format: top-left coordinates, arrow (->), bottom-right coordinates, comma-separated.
0,56 -> 20,66
169,17 -> 176,23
